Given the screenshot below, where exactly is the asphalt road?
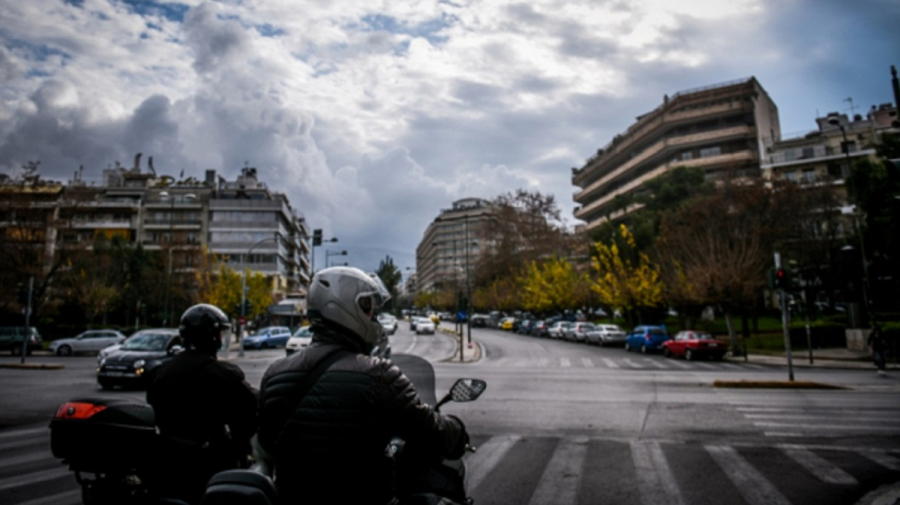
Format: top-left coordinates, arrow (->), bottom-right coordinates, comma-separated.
0,326 -> 898,505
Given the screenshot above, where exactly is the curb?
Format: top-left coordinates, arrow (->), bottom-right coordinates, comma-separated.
713,379 -> 847,390
0,363 -> 65,370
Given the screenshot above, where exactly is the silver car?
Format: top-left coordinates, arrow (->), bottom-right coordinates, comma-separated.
586,324 -> 627,346
50,330 -> 126,356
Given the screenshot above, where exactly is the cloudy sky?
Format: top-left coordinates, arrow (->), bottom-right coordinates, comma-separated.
1,0 -> 898,272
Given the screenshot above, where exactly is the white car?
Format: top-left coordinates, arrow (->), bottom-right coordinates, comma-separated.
50,330 -> 126,356
285,326 -> 313,355
586,324 -> 627,346
415,318 -> 435,335
378,314 -> 398,335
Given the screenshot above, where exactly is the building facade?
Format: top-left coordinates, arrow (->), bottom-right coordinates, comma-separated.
415,198 -> 492,294
1,161 -> 311,313
573,77 -> 780,233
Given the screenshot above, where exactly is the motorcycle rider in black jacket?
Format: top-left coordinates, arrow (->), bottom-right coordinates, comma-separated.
146,304 -> 258,504
258,267 -> 469,505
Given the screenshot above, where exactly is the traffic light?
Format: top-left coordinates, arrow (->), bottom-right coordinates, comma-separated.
313,229 -> 322,246
774,268 -> 788,289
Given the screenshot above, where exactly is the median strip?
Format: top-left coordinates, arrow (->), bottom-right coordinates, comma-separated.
0,363 -> 65,370
713,380 -> 847,390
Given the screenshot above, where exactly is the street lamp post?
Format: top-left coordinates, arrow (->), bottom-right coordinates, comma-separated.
828,115 -> 873,326
325,249 -> 348,268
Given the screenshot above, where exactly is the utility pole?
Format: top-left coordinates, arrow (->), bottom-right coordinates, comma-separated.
21,276 -> 33,364
775,252 -> 794,381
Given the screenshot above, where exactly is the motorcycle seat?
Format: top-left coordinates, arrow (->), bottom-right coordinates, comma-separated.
200,469 -> 277,505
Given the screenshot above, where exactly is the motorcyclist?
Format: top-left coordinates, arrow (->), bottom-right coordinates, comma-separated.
146,303 -> 258,504
258,267 -> 469,505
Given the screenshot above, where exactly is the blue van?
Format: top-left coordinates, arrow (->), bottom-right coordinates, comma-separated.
624,325 -> 670,354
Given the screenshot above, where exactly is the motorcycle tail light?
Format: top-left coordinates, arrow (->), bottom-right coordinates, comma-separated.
55,402 -> 107,420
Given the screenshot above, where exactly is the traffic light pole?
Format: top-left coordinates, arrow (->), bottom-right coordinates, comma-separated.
775,252 -> 795,381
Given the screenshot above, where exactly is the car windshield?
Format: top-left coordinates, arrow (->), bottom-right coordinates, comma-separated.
294,327 -> 311,337
581,323 -> 596,330
121,333 -> 171,351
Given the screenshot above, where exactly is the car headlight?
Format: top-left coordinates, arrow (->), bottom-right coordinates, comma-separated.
133,359 -> 145,369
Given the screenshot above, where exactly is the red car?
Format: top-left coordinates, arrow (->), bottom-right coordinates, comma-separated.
662,331 -> 727,360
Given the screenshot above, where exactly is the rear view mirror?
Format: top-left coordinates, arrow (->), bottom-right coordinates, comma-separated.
436,378 -> 487,410
168,345 -> 184,355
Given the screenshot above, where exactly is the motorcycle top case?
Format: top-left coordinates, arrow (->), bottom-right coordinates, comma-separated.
50,397 -> 158,472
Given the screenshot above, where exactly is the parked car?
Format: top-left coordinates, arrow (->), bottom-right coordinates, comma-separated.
516,319 -> 535,335
0,326 -> 43,356
49,329 -> 126,356
586,324 -> 627,346
96,329 -> 182,389
624,325 -> 671,354
242,326 -> 292,349
285,326 -> 313,355
471,314 -> 490,327
499,317 -> 516,331
529,320 -> 549,338
378,314 -> 398,335
564,322 -> 597,343
662,331 -> 727,360
416,318 -> 436,335
547,321 -> 572,339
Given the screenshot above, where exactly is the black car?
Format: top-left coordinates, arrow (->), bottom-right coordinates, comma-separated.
97,329 -> 183,390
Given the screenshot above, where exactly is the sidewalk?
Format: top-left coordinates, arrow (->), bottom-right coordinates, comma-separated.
437,325 -> 481,363
734,348 -> 898,371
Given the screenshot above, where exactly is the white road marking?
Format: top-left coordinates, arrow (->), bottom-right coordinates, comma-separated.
16,489 -> 81,505
581,357 -> 594,368
601,358 -> 619,369
666,359 -> 692,369
560,358 -> 571,368
0,451 -> 49,470
0,426 -> 46,440
779,445 -> 858,485
642,358 -> 667,369
863,451 -> 900,471
537,357 -> 549,367
528,437 -> 589,505
720,362 -> 741,369
694,361 -> 716,369
705,445 -> 791,505
630,440 -> 685,505
747,414 -> 897,423
466,434 -> 521,492
0,467 -> 71,492
622,359 -> 643,369
400,334 -> 418,354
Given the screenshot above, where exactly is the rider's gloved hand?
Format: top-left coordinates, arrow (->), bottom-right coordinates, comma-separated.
445,415 -> 469,459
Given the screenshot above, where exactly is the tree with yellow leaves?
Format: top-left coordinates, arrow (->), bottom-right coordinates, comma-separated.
591,224 -> 663,325
195,250 -> 272,320
520,257 -> 589,314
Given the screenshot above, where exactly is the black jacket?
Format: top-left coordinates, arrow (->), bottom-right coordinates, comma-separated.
259,327 -> 468,505
146,348 -> 258,503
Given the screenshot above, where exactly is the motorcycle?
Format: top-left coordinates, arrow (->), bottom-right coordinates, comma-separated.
49,355 -> 485,505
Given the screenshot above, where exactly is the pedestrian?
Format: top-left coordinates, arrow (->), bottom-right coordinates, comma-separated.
867,325 -> 888,376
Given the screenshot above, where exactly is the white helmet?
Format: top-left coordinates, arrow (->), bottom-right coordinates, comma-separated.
308,267 -> 391,345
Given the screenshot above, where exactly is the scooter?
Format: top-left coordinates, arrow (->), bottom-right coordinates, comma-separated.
49,355 -> 485,505
201,375 -> 487,505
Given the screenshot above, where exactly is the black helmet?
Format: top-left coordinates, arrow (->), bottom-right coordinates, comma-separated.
180,304 -> 231,353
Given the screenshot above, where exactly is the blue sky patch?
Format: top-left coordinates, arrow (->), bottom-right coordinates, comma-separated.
255,23 -> 285,38
62,0 -> 85,7
119,0 -> 189,23
5,37 -> 71,63
357,13 -> 453,46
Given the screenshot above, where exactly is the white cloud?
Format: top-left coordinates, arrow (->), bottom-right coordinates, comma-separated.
0,0 -> 897,271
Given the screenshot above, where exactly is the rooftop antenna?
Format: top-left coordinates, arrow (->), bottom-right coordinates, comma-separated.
844,97 -> 859,117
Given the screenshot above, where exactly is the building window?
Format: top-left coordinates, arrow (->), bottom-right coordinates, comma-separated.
784,171 -> 799,182
699,146 -> 721,158
680,151 -> 693,161
802,170 -> 817,184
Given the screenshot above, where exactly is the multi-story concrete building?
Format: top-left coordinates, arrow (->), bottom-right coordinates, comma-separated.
573,77 -> 780,234
762,104 -> 898,187
416,198 -> 492,294
1,160 -> 311,313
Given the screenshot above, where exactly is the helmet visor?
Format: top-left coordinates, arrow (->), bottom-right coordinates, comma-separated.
359,273 -> 391,319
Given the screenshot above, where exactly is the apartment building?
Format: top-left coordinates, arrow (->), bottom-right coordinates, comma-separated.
416,198 -> 492,294
762,104 -> 898,187
1,161 -> 311,308
573,77 -> 780,234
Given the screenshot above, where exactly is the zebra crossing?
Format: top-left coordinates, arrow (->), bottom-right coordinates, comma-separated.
2,412 -> 898,505
484,355 -> 770,371
465,433 -> 900,505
